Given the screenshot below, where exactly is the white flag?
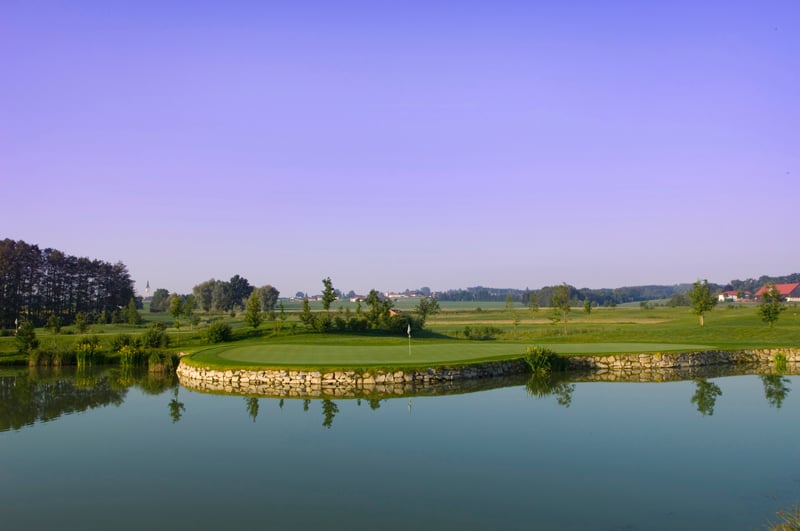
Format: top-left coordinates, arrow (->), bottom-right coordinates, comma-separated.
407,323 -> 411,337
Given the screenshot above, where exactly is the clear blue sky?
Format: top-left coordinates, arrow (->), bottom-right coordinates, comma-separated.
2,1 -> 797,297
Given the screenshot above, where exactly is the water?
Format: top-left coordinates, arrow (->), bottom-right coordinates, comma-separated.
1,368 -> 798,531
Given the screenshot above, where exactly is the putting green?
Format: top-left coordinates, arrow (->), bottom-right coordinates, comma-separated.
189,341 -> 716,368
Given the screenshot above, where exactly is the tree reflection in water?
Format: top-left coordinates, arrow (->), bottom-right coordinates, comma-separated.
169,387 -> 185,423
691,379 -> 722,416
761,375 -> 791,409
321,399 -> 339,428
0,367 -> 180,432
245,397 -> 259,422
525,372 -> 575,408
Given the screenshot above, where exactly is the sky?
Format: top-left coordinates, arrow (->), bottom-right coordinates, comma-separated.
1,0 -> 798,297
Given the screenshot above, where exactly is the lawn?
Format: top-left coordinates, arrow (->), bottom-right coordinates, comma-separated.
187,338 -> 715,370
2,303 -> 798,369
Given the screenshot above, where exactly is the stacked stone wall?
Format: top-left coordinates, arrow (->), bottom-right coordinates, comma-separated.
177,348 -> 799,397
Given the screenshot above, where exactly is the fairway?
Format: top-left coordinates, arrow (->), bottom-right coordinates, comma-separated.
189,340 -> 716,369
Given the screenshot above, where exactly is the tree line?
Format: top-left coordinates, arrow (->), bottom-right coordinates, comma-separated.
0,239 -> 135,329
435,284 -> 697,307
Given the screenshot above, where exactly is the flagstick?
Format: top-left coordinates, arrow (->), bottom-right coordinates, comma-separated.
407,323 -> 411,356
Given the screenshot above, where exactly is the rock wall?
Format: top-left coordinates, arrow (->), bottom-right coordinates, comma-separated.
176,359 -> 529,398
177,348 -> 800,397
565,348 -> 800,371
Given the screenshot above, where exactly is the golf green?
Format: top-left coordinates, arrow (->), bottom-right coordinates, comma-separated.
189,341 -> 716,368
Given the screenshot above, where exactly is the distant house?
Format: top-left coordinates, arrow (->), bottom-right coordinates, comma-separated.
718,290 -> 752,302
718,290 -> 739,303
755,283 -> 800,303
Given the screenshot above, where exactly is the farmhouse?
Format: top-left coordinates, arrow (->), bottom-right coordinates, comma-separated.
718,290 -> 739,302
717,290 -> 752,302
754,283 -> 800,303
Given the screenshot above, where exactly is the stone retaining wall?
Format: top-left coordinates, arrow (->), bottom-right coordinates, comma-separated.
565,348 -> 800,371
176,348 -> 800,397
176,359 -> 529,397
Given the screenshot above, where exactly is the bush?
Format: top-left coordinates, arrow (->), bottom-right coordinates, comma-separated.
775,352 -> 788,373
463,325 -> 502,340
147,351 -> 175,372
111,333 -> 135,352
16,319 -> 38,353
29,346 -> 77,367
141,322 -> 170,348
119,345 -> 145,367
206,322 -> 232,343
523,345 -> 566,373
75,336 -> 101,368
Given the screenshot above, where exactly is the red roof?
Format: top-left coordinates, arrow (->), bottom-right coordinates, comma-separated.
755,283 -> 800,297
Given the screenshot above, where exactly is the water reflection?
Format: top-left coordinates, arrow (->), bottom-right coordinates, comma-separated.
0,367 -> 177,432
762,375 -> 792,409
525,373 -> 575,407
691,379 -> 723,416
2,364 -> 798,432
169,387 -> 186,423
245,397 -> 259,422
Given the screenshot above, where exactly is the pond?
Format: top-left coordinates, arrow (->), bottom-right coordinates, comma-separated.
1,366 -> 798,530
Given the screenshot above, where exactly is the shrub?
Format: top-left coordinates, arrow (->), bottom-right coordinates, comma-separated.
16,319 -> 39,353
119,345 -> 145,367
775,352 -> 788,373
75,335 -> 101,368
111,333 -> 135,352
141,322 -> 170,348
147,351 -> 175,372
206,322 -> 232,343
523,345 -> 566,373
463,325 -> 503,340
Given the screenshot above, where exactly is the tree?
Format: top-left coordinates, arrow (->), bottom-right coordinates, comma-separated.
16,319 -> 38,354
127,297 -> 142,325
300,298 -> 315,328
528,292 -> 539,315
551,283 -> 571,335
415,296 -> 440,326
277,302 -> 287,331
212,280 -> 234,312
366,290 -> 394,329
504,293 -> 514,312
150,288 -> 170,312
74,312 -> 89,333
583,299 -> 592,315
254,285 -> 280,312
244,292 -> 263,330
183,294 -> 196,322
45,313 -> 63,353
758,283 -> 786,328
168,294 -> 183,320
192,280 -> 215,312
321,277 -> 336,311
688,279 -> 717,327
46,314 -> 61,336
229,274 -> 253,307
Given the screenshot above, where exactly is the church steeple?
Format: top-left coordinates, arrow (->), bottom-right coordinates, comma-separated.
144,280 -> 151,300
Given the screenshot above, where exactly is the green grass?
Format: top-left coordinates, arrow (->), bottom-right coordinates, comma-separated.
3,303 -> 799,369
186,337 -> 715,371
